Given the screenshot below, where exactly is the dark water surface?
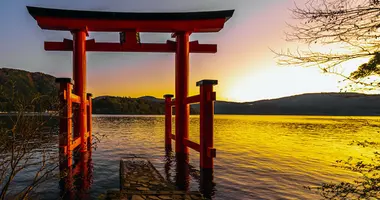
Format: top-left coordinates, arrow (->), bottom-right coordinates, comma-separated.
7,115 -> 380,199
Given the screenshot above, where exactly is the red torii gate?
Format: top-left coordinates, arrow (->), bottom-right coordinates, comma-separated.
27,6 -> 234,172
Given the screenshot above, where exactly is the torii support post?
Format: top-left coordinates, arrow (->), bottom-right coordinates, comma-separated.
72,30 -> 88,153
164,79 -> 217,169
175,32 -> 190,157
197,80 -> 217,198
87,93 -> 93,151
57,78 -> 74,168
164,94 -> 174,151
59,151 -> 93,199
198,80 -> 217,171
79,151 -> 91,199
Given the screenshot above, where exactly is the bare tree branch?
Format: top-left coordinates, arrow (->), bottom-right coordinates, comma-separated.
275,0 -> 380,91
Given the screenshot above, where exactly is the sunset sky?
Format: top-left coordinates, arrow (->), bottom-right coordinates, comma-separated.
0,0 -> 352,102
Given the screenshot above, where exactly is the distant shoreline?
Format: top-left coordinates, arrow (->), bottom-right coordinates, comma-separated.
1,112 -> 379,117
0,112 -> 57,116
92,113 -> 380,117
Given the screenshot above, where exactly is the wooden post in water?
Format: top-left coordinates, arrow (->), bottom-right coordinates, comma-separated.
87,93 -> 93,151
198,79 -> 217,198
198,80 -> 217,171
164,94 -> 174,151
57,78 -> 74,168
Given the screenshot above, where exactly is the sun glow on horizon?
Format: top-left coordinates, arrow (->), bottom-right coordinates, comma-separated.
86,55 -> 374,103
5,0 -> 376,103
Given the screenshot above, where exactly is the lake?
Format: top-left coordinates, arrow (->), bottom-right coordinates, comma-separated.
7,115 -> 380,199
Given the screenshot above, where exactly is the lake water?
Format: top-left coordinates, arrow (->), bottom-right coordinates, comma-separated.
7,115 -> 380,199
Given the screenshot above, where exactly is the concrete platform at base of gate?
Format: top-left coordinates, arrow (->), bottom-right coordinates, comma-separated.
105,156 -> 205,200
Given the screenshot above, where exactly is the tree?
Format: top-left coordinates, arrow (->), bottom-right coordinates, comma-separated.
277,0 -> 380,198
0,85 -> 60,199
0,76 -> 102,199
0,80 -> 101,199
276,0 -> 380,91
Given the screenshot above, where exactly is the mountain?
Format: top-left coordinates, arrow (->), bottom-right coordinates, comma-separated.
0,68 -> 196,114
0,67 -> 58,111
210,93 -> 380,115
1,67 -> 380,115
92,96 -> 165,114
139,96 -> 165,103
0,67 -> 57,96
93,96 -> 198,115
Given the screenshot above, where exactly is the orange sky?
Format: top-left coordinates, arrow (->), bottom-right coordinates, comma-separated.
0,0 -> 363,102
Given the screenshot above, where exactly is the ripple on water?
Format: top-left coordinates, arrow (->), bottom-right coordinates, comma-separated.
9,115 -> 380,200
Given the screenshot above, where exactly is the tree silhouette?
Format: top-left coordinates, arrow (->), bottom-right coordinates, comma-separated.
276,0 -> 380,198
275,0 -> 380,91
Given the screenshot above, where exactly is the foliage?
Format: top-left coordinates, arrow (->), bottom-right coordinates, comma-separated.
0,76 -> 105,199
0,68 -> 200,115
277,1 -> 380,198
0,85 -> 60,199
93,96 -> 166,115
306,140 -> 380,199
275,0 -> 380,91
0,68 -> 57,112
93,96 -> 200,115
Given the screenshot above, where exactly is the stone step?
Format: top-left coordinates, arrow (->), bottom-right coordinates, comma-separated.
105,156 -> 205,200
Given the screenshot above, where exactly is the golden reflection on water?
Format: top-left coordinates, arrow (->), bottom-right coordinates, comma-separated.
91,115 -> 380,200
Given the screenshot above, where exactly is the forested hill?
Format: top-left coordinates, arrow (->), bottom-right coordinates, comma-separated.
0,67 -> 57,98
0,68 -> 198,114
210,93 -> 380,116
1,67 -> 380,115
0,68 -> 57,111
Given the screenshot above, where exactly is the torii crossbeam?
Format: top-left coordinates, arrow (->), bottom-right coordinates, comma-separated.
28,6 -> 233,53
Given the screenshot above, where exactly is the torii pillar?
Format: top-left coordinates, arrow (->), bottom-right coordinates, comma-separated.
175,32 -> 190,157
72,30 -> 88,152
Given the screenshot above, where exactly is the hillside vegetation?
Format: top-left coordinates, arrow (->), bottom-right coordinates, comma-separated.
0,68 -> 198,114
0,68 -> 57,111
1,68 -> 380,115
209,93 -> 380,115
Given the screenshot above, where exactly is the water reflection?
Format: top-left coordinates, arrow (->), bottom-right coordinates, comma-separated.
164,151 -> 216,199
200,169 -> 215,199
10,115 -> 380,199
59,151 -> 93,200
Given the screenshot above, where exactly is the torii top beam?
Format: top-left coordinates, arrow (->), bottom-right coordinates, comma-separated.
27,6 -> 234,53
27,6 -> 234,33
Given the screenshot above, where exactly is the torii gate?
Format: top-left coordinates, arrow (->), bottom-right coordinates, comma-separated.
27,6 -> 234,173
